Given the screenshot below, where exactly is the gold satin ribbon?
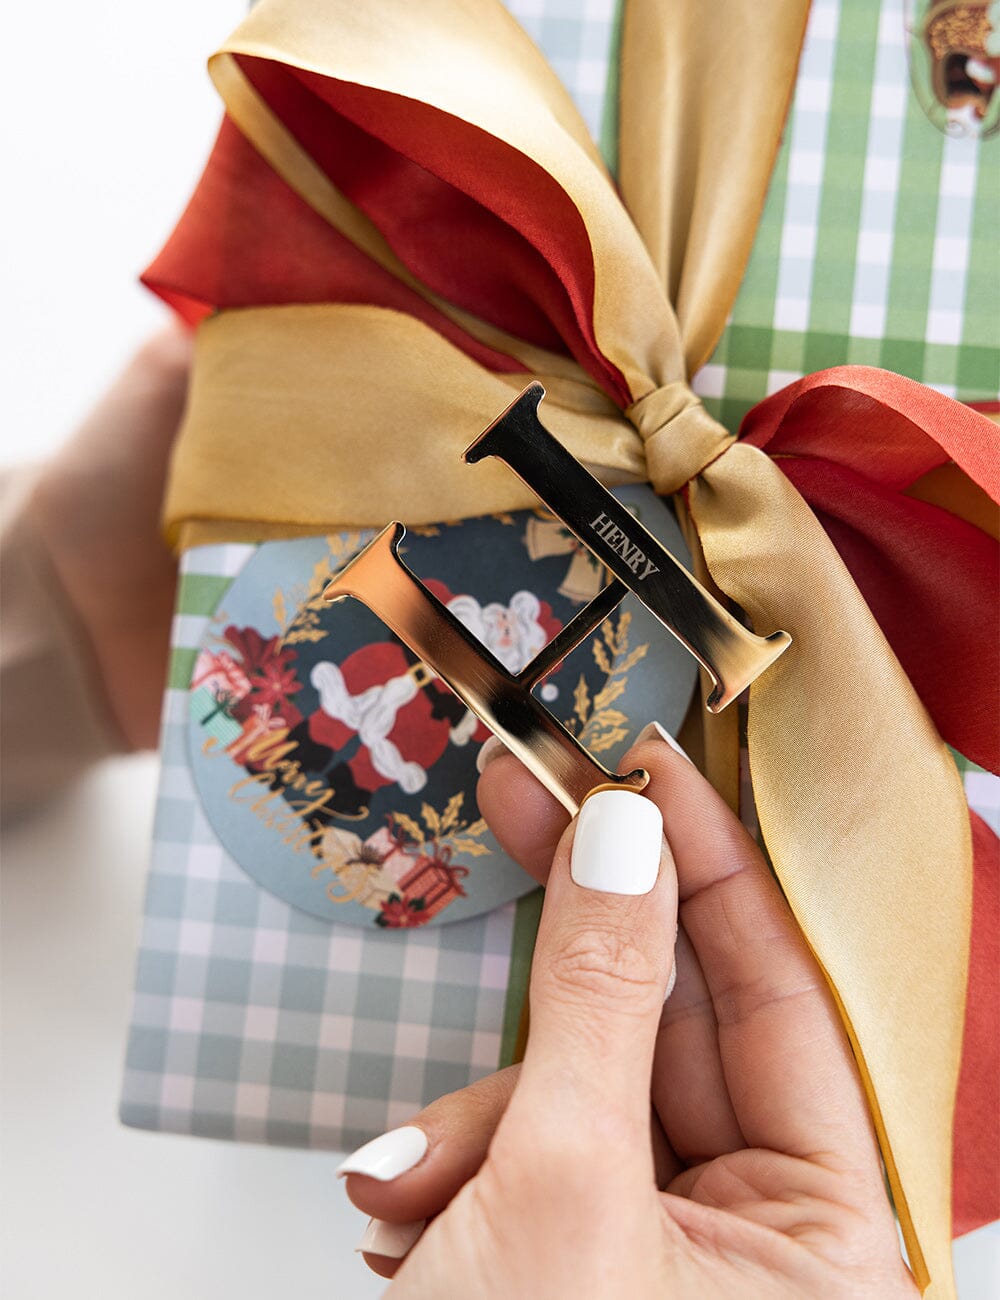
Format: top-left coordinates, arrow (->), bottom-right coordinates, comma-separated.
619,0 -> 811,376
164,3 -> 970,1293
692,446 -> 968,1294
165,304 -> 644,549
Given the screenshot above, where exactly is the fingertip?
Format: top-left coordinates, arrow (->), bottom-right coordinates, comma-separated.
335,1125 -> 428,1181
475,727 -> 693,886
341,1170 -> 408,1217
620,733 -> 762,905
476,750 -> 568,883
619,733 -> 695,790
633,720 -> 692,762
355,1216 -> 425,1262
341,1068 -> 521,1221
571,788 -> 664,895
475,733 -> 506,774
360,1252 -> 403,1280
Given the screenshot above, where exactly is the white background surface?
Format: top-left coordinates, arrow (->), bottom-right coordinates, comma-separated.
2,760 -> 381,1300
2,3 -> 380,1296
1,2 -> 997,1298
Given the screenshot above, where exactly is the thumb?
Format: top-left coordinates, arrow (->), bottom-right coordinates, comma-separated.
507,788 -> 678,1142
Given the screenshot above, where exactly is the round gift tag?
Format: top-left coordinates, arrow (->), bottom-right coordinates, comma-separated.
187,488 -> 697,927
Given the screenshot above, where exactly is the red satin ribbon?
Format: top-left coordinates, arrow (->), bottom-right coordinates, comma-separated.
740,370 -> 1000,774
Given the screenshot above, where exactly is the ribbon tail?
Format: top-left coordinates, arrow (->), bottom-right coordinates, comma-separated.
953,811 -> 1000,1237
689,444 -> 970,1299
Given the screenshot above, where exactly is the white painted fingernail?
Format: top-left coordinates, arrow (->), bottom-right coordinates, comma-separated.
571,790 -> 663,895
355,1217 -> 426,1258
476,734 -> 506,774
635,720 -> 692,763
335,1126 -> 428,1180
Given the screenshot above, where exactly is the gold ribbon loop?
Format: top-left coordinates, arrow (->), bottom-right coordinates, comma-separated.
626,382 -> 734,496
165,305 -> 649,548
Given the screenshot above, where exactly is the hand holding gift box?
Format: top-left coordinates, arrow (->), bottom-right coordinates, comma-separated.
125,1 -> 999,1289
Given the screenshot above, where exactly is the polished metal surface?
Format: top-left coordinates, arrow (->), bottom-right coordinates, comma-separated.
323,384 -> 791,813
323,524 -> 648,816
465,383 -> 791,711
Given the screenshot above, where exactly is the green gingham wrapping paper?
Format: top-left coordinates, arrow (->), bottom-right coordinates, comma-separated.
125,546 -> 516,1147
121,0 -> 999,1147
693,0 -> 998,425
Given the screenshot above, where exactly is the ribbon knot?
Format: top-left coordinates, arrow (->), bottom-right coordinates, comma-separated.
625,381 -> 734,496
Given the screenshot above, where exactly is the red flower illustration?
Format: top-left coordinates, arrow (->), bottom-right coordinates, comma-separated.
375,894 -> 430,929
220,625 -> 303,727
249,660 -> 303,708
222,625 -> 296,676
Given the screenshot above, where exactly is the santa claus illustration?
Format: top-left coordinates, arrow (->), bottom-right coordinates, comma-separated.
306,582 -> 560,800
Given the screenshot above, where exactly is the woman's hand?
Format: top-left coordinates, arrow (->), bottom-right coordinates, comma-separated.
27,324 -> 192,750
338,725 -> 917,1298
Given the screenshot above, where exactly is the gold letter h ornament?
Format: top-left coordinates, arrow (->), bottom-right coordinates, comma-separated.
324,385 -> 790,814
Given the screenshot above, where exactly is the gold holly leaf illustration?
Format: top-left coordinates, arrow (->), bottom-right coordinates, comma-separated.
421,802 -> 442,837
309,557 -> 332,598
592,677 -> 626,711
603,609 -> 632,657
591,638 -> 612,674
440,792 -> 465,834
272,587 -> 287,632
615,645 -> 649,674
284,628 -> 328,644
391,811 -> 424,844
573,675 -> 591,723
590,726 -> 629,754
449,837 -> 493,857
464,818 -> 488,838
569,607 -> 652,753
326,530 -> 367,568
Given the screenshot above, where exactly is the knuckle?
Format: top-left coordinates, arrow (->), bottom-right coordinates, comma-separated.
538,922 -> 663,1014
713,969 -> 824,1028
658,988 -> 713,1030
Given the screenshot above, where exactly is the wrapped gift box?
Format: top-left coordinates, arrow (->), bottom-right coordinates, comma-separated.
121,0 -> 998,1161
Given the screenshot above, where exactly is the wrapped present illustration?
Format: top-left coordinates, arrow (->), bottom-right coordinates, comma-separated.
384,848 -> 471,927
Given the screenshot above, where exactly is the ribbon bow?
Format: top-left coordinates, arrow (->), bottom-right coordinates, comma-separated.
144,1 -> 998,1292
